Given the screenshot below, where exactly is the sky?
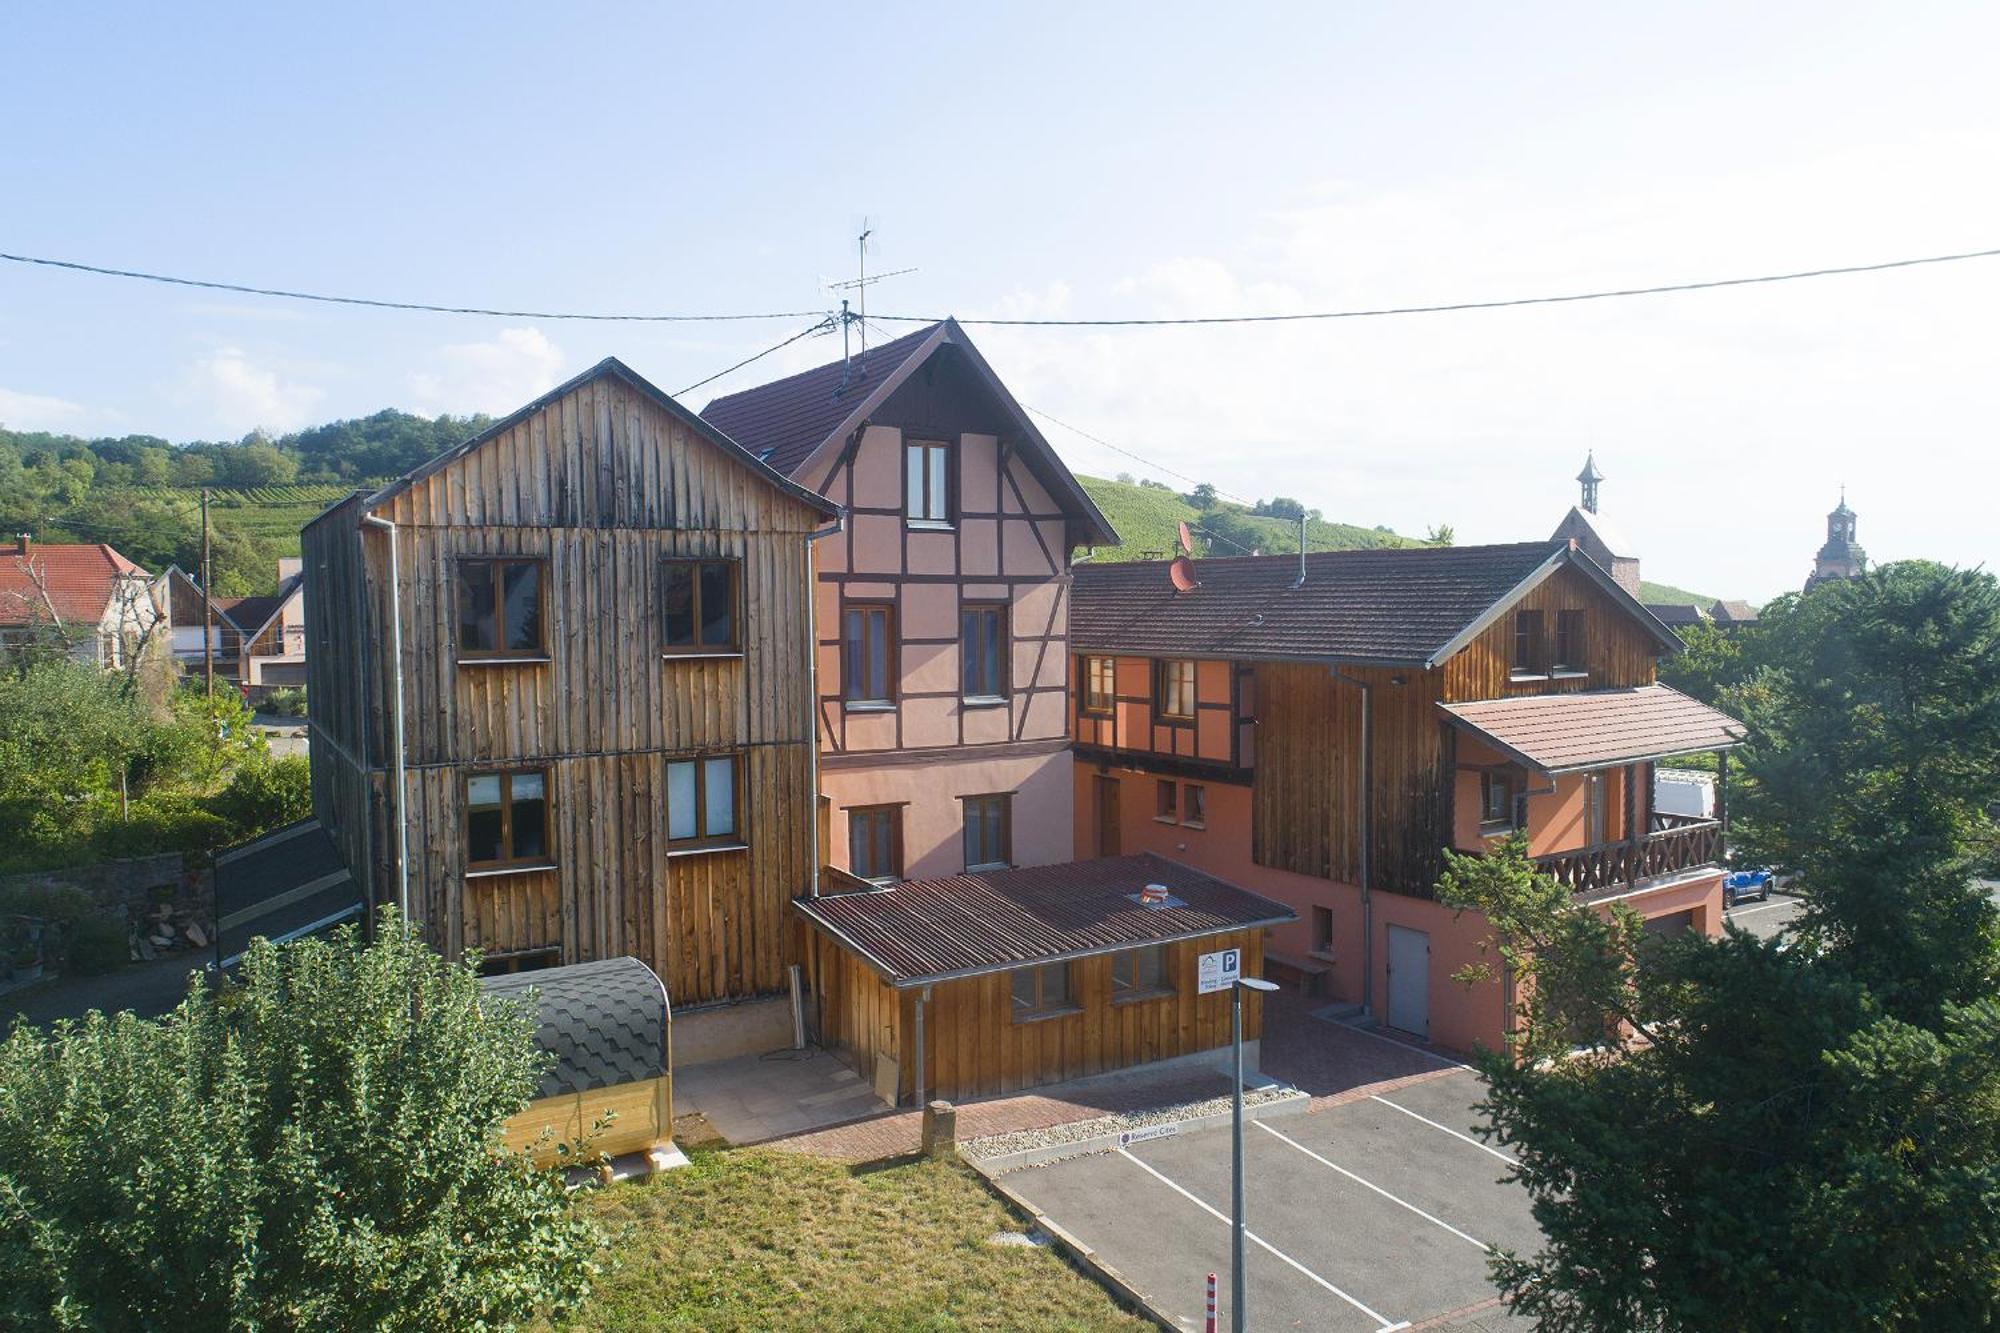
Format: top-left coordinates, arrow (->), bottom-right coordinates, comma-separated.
2,2 -> 1996,602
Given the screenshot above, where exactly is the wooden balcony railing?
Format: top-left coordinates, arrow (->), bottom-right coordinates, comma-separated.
1534,819 -> 1723,896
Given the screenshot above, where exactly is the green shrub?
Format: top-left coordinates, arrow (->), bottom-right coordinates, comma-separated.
206,752 -> 311,841
0,913 -> 600,1329
61,917 -> 128,975
261,685 -> 308,717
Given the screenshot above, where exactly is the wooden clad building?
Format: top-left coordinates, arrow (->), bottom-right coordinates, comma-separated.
303,358 -> 839,1005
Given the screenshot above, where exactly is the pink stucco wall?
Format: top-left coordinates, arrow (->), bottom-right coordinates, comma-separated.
828,748 -> 1074,879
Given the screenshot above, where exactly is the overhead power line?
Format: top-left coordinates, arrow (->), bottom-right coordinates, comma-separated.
0,251 -> 826,323
873,245 -> 2000,327
5,243 -> 1998,328
676,318 -> 837,397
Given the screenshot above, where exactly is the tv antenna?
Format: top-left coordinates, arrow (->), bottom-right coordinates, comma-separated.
827,221 -> 916,358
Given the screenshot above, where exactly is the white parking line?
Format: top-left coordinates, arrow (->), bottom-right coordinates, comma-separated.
1370,1095 -> 1516,1166
1255,1120 -> 1491,1251
1114,1147 -> 1408,1332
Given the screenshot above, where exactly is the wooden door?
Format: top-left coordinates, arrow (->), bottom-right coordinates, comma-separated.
1095,776 -> 1121,857
1386,925 -> 1430,1039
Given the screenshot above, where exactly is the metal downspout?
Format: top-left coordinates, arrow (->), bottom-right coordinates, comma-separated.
804,513 -> 846,898
359,515 -> 409,931
1331,667 -> 1374,1018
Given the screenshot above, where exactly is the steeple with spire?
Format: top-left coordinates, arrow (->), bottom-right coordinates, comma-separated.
1576,452 -> 1604,514
1805,488 -> 1866,591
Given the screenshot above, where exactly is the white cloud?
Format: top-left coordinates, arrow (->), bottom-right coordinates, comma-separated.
0,387 -> 91,432
408,327 -> 567,415
190,348 -> 326,435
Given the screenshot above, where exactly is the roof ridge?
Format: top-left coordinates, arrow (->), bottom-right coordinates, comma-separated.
700,321 -> 941,410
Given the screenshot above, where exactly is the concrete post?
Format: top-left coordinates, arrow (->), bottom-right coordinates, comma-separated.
921,1099 -> 957,1159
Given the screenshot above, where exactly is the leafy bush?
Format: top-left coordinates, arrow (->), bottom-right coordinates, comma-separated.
0,915 -> 600,1329
207,753 -> 311,841
61,917 -> 128,976
261,685 -> 308,717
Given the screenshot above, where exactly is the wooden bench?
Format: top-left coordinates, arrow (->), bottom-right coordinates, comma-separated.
1263,949 -> 1334,998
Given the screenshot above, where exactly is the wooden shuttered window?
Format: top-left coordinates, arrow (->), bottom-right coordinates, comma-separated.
662,558 -> 740,653
466,769 -> 551,871
456,558 -> 546,659
667,754 -> 741,847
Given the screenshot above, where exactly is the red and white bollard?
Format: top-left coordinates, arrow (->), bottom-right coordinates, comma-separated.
1205,1271 -> 1218,1333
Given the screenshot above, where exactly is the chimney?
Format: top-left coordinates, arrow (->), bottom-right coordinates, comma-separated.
13,534 -> 26,557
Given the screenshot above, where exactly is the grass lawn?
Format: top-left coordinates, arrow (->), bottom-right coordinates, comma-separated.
549,1148 -> 1151,1332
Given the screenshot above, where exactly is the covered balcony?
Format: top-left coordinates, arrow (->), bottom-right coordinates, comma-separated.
1439,684 -> 1743,899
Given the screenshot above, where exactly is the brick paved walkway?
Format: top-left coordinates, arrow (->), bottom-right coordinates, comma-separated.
761,988 -> 1474,1159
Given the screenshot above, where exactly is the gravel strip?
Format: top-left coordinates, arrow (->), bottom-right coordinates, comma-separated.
965,1084 -> 1301,1162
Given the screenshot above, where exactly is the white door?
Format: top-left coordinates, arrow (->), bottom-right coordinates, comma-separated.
1386,925 -> 1430,1039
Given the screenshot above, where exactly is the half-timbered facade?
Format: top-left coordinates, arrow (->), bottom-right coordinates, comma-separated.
1071,541 -> 1743,1052
703,319 -> 1118,881
303,358 -> 838,1007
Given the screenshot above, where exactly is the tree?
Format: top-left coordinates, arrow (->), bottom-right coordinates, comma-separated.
1435,560 -> 2000,1330
1654,618 -> 1747,706
1187,482 -> 1219,510
1732,561 -> 2000,1024
1426,523 -> 1455,547
0,916 -> 600,1330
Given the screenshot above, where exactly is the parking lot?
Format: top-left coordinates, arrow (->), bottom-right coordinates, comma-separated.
1000,1068 -> 1537,1331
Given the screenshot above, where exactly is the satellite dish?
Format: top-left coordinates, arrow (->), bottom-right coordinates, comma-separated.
1169,557 -> 1201,593
1177,521 -> 1196,556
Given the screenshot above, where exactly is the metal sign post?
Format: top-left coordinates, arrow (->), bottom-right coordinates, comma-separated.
1229,971 -> 1279,1333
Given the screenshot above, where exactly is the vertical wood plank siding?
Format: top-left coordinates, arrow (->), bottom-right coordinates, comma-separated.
305,376 -> 824,1005
808,928 -> 1264,1103
1439,564 -> 1659,702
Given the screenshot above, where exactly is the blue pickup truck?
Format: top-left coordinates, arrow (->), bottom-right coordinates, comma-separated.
1723,869 -> 1774,908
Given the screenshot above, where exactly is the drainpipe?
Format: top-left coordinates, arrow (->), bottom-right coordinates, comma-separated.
913,984 -> 931,1108
803,513 -> 846,899
1331,667 -> 1374,1019
359,515 -> 409,931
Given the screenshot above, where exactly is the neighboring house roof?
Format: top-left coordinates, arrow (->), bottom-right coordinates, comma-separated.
1070,541 -> 1681,668
213,818 -> 362,968
0,541 -> 148,628
481,957 -> 670,1100
1552,505 -> 1635,559
795,853 -> 1295,989
216,571 -> 304,642
1439,684 -> 1743,775
1645,602 -> 1709,627
1710,599 -> 1759,625
359,357 -> 840,520
699,318 -> 1119,548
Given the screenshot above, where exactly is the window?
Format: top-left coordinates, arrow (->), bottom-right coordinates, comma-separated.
963,793 -> 1011,870
668,755 -> 740,847
1511,610 -> 1544,678
1155,779 -> 1178,822
466,769 -> 550,871
905,441 -> 951,524
1480,770 -> 1517,833
842,604 -> 894,705
961,603 -> 1008,700
1154,658 -> 1196,720
1010,961 -> 1075,1020
1311,905 -> 1335,957
662,558 -> 740,653
457,558 -> 544,659
1082,656 -> 1115,715
1183,783 -> 1207,828
1553,609 -> 1586,673
1112,945 -> 1173,1001
848,805 -> 902,882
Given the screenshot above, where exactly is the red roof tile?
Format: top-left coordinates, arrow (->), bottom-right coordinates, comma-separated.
0,542 -> 148,628
1440,684 -> 1743,774
795,853 -> 1293,987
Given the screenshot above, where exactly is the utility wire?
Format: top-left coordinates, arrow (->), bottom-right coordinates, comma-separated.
6,243 -> 1998,327
676,317 -> 837,397
0,251 -> 827,323
874,245 -> 2000,327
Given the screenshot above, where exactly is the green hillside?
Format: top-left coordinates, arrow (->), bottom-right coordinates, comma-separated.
1637,579 -> 1715,605
1077,474 -> 1422,559
199,483 -> 384,554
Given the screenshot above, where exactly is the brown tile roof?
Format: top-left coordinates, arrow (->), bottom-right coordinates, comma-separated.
701,323 -> 940,479
214,573 -> 302,637
1645,602 -> 1710,627
1710,599 -> 1760,624
0,541 -> 148,627
794,853 -> 1293,988
1439,684 -> 1743,774
1072,541 -> 1658,666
